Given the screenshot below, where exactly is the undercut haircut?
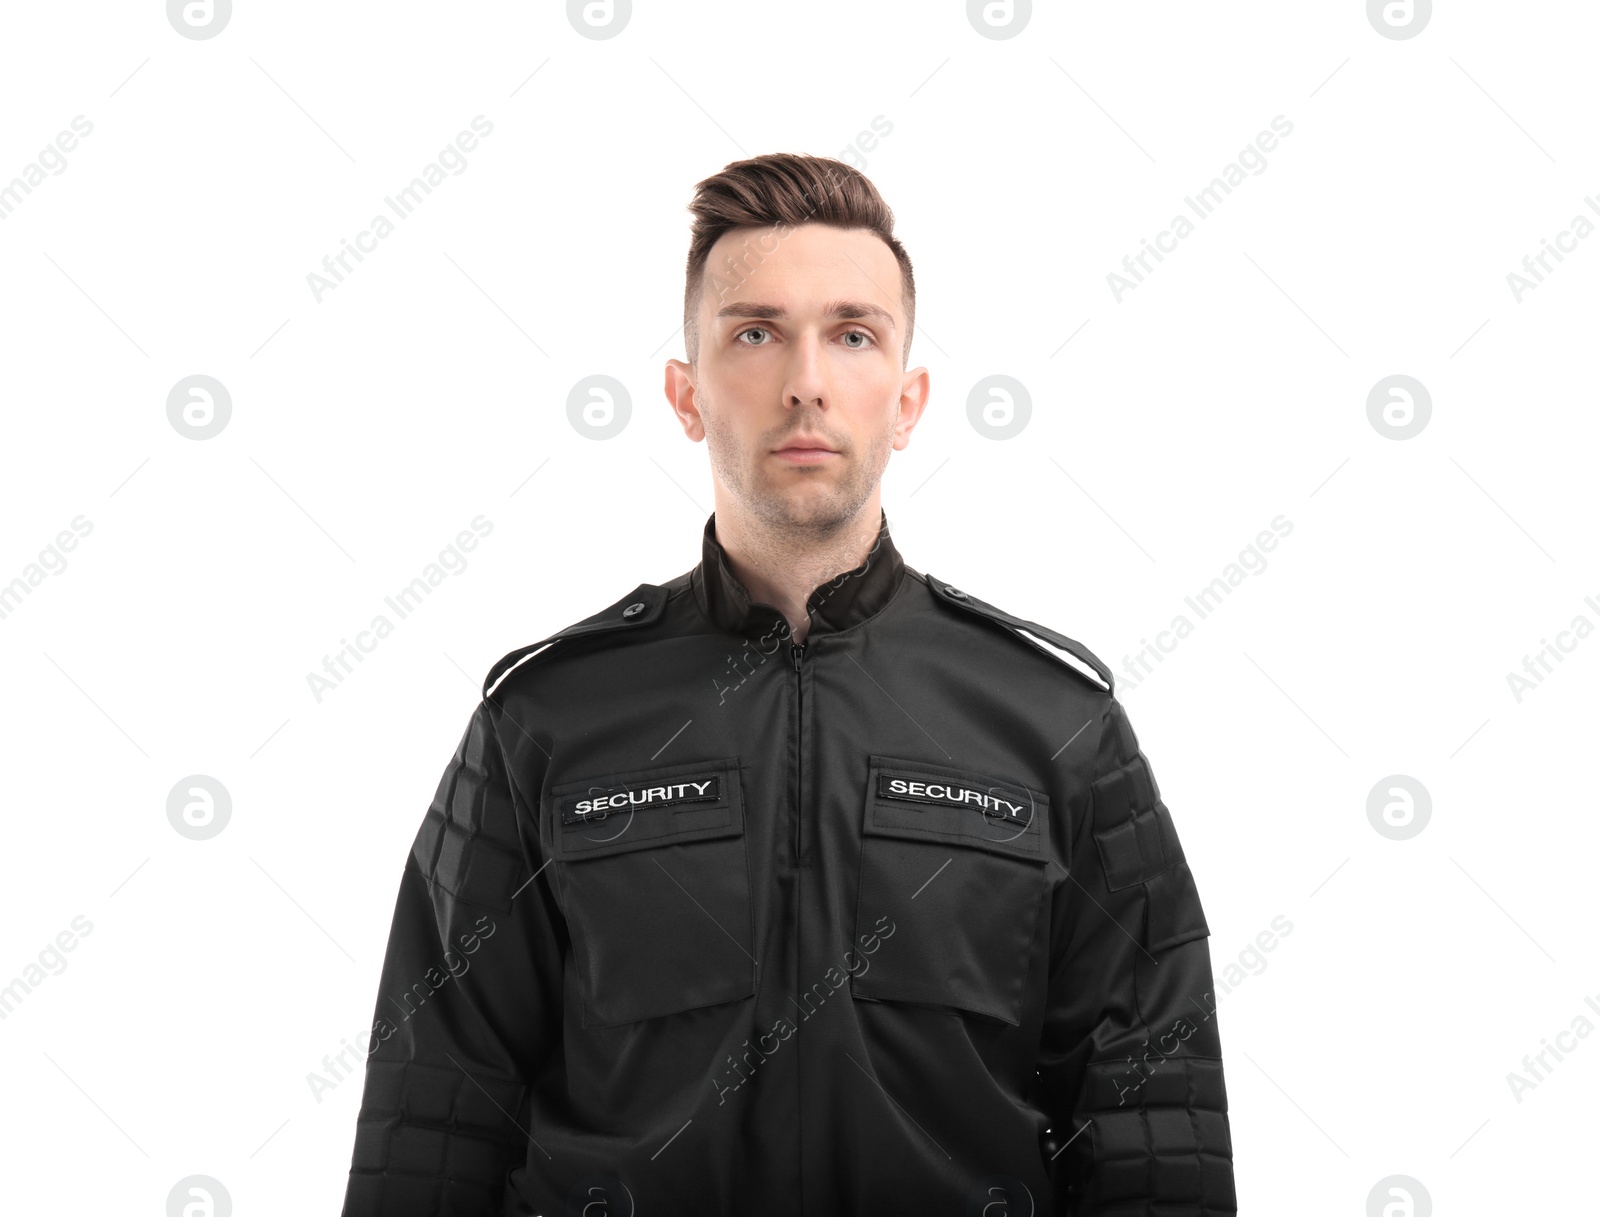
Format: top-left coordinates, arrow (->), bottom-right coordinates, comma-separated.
682,153 -> 916,369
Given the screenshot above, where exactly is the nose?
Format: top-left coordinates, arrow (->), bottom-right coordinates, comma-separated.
782,331 -> 828,410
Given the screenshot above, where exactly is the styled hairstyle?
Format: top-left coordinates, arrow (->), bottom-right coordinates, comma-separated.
682,153 -> 916,369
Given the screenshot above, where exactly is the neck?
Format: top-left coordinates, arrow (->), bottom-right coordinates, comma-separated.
711,499 -> 884,645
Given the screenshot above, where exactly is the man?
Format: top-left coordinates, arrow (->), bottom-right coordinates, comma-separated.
340,153 -> 1237,1216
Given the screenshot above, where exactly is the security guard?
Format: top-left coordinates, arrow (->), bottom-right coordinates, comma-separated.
340,154 -> 1235,1215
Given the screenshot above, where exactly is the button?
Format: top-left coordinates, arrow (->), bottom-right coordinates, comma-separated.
946,586 -> 968,600
621,602 -> 646,618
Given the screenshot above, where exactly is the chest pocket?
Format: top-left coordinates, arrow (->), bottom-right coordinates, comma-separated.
850,755 -> 1051,1026
549,757 -> 756,1028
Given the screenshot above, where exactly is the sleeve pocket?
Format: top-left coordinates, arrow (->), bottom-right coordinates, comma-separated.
1088,750 -> 1209,953
1143,859 -> 1209,953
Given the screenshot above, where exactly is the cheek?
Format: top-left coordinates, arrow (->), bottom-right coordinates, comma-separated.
726,357 -> 774,392
703,359 -> 768,416
719,366 -> 788,435
842,367 -> 904,421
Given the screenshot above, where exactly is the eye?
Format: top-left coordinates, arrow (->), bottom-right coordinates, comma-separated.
735,326 -> 772,347
841,329 -> 875,349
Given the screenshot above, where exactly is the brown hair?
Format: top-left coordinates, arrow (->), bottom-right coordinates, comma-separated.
683,153 -> 916,369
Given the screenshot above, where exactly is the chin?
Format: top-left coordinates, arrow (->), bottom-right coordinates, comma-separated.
758,489 -> 862,530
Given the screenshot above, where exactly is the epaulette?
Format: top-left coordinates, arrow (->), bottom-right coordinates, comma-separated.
925,572 -> 1114,694
482,581 -> 670,701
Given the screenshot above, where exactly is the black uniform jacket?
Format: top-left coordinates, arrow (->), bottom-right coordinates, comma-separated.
340,509 -> 1236,1216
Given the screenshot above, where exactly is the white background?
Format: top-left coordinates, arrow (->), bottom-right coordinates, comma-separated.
1,1 -> 1594,1212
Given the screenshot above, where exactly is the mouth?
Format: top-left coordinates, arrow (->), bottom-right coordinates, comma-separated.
772,436 -> 839,462
771,446 -> 839,463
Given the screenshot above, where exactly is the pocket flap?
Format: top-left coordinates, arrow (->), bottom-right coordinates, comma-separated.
549,757 -> 743,861
864,755 -> 1050,862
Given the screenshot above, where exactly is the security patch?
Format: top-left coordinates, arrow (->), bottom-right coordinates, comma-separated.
875,772 -> 1031,823
559,774 -> 724,826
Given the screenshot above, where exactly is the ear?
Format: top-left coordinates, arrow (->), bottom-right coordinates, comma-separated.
663,359 -> 705,441
892,366 -> 931,451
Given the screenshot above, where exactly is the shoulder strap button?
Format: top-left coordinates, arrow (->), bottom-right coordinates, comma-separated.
483,582 -> 666,700
926,572 -> 1113,693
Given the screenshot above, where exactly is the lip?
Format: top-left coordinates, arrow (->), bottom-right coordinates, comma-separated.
772,446 -> 839,464
773,435 -> 838,458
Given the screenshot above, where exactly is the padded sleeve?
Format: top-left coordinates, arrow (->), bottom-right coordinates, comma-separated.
340,698 -> 563,1217
1036,697 -> 1237,1214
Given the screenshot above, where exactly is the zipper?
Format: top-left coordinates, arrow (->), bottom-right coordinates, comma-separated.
790,636 -> 810,1217
791,640 -> 806,863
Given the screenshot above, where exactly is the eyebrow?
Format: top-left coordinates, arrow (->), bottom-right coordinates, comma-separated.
714,299 -> 896,333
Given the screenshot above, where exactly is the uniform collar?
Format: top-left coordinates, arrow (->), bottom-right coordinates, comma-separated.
692,508 -> 907,641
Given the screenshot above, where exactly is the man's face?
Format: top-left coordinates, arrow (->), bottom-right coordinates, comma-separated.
666,223 -> 928,534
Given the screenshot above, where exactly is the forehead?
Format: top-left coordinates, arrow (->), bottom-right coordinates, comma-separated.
701,223 -> 902,318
